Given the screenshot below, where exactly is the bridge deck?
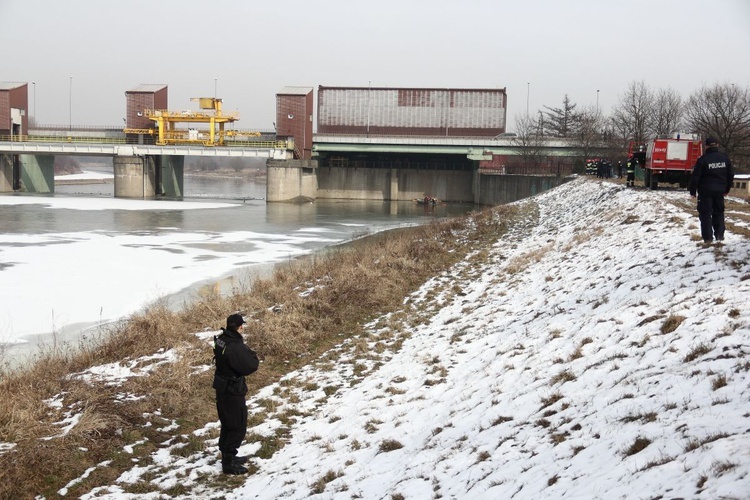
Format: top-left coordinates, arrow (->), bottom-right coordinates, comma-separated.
312,134 -> 576,156
0,141 -> 292,158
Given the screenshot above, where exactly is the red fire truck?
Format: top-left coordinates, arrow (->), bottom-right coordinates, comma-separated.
630,134 -> 703,190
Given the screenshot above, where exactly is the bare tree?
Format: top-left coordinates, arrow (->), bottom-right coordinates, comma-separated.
684,83 -> 750,162
512,113 -> 548,168
543,95 -> 578,138
650,87 -> 683,138
571,105 -> 605,163
612,80 -> 654,145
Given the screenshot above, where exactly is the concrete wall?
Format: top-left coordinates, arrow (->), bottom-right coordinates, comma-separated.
316,166 -> 474,202
268,161 -> 567,204
18,154 -> 54,193
114,156 -> 156,198
475,173 -> 571,205
0,154 -> 12,192
267,160 -> 318,202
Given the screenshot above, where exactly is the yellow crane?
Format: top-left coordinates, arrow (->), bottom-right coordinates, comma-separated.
124,97 -> 261,146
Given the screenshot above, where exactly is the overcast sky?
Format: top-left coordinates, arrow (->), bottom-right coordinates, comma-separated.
2,0 -> 749,131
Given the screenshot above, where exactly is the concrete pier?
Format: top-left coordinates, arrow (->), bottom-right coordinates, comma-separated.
267,159 -> 318,202
1,153 -> 57,194
114,156 -> 156,198
158,155 -> 184,197
0,154 -> 12,192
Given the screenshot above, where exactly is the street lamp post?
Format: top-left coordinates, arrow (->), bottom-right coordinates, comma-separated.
526,82 -> 530,116
69,76 -> 72,129
596,89 -> 600,112
367,80 -> 371,137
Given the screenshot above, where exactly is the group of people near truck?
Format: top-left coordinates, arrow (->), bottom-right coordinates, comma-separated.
585,159 -> 615,179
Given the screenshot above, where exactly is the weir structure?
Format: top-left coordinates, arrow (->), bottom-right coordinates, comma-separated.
1,82 -> 579,204
0,141 -> 293,197
266,134 -> 575,205
269,86 -> 576,205
0,82 -> 293,198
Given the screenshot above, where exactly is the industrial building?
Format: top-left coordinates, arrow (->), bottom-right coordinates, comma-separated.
317,86 -> 507,137
276,87 -> 313,160
125,84 -> 168,131
0,82 -> 29,137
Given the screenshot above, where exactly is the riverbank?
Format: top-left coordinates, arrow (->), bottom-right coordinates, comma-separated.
2,178 -> 749,498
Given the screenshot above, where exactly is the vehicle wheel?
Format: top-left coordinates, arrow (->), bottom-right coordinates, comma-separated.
650,174 -> 658,190
644,169 -> 651,188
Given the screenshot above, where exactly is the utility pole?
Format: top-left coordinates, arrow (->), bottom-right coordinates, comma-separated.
69,76 -> 72,129
596,89 -> 600,112
526,82 -> 530,116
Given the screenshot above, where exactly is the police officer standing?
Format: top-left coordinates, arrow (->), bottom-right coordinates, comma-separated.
688,136 -> 734,244
213,313 -> 259,474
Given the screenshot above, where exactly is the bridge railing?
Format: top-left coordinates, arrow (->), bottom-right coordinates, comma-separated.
0,135 -> 127,144
0,135 -> 295,150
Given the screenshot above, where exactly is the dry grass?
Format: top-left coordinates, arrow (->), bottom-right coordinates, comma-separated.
0,205 -> 517,498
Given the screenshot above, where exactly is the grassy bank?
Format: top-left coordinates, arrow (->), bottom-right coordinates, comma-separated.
0,203 -> 516,498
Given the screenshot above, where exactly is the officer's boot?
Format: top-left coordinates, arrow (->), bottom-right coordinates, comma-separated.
222,453 -> 249,475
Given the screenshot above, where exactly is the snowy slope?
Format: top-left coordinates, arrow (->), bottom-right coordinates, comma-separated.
71,178 -> 750,499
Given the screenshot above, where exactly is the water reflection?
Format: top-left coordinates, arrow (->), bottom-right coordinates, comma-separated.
28,173 -> 477,239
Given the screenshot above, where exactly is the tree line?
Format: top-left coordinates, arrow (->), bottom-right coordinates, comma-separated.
513,81 -> 750,170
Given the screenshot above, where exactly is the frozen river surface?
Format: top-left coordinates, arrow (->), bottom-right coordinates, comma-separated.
0,171 -> 473,361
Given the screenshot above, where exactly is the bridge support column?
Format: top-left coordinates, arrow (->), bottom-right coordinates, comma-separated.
388,169 -> 399,201
266,159 -> 318,202
114,156 -> 156,198
0,154 -> 12,193
157,155 -> 184,198
17,155 -> 55,193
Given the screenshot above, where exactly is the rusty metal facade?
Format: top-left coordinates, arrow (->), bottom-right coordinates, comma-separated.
318,86 -> 507,137
276,87 -> 313,159
125,84 -> 168,130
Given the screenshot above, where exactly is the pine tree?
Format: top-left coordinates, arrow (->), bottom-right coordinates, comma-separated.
543,95 -> 578,138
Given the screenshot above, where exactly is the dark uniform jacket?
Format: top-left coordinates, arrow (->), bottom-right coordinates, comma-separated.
213,328 -> 259,395
689,147 -> 734,196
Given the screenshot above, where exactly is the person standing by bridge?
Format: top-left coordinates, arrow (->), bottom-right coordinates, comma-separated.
213,313 -> 259,474
689,136 -> 734,244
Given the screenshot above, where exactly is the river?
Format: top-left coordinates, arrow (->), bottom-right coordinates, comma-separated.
0,167 -> 475,365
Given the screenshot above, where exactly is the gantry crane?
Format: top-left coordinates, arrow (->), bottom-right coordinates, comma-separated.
124,97 -> 260,146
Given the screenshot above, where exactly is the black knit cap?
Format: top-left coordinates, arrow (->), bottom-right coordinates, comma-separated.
705,136 -> 718,146
226,314 -> 246,328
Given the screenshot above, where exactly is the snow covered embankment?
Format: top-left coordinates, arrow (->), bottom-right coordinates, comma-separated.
229,179 -> 749,499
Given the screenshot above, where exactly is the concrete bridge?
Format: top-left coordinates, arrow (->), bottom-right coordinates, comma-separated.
0,137 -> 293,198
1,132 -> 577,205
267,134 -> 578,205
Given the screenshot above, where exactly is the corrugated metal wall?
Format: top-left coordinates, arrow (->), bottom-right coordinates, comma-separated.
318,86 -> 506,137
